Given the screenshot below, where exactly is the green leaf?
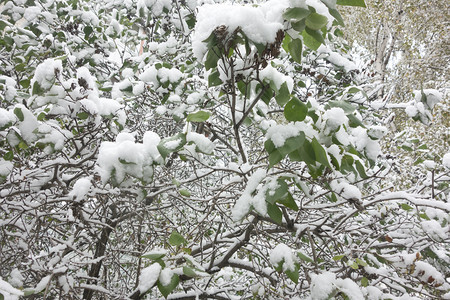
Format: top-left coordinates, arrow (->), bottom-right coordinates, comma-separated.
284,97 -> 307,121
18,141 -> 28,150
157,273 -> 179,298
279,133 -> 305,156
285,265 -> 299,284
311,138 -> 330,168
297,252 -> 314,263
266,179 -> 288,204
355,160 -> 367,178
182,266 -> 197,277
142,253 -> 166,260
269,150 -> 283,167
32,81 -> 45,96
84,25 -> 93,37
275,82 -> 291,106
279,192 -> 299,211
266,202 -> 282,224
337,0 -> 366,7
305,13 -> 328,30
283,7 -> 311,21
264,139 -> 276,154
288,38 -> 303,64
169,231 -> 186,246
186,111 -> 210,122
329,100 -> 356,113
179,189 -> 191,197
348,261 -> 359,269
14,107 -> 24,122
77,112 -> 90,120
20,78 -> 30,89
157,133 -> 186,159
208,70 -> 222,87
361,277 -> 369,287
347,113 -> 365,128
205,47 -> 221,70
356,258 -> 367,266
4,151 -> 14,161
302,28 -> 324,50
400,203 -> 413,211
329,9 -> 344,26
333,254 -> 345,261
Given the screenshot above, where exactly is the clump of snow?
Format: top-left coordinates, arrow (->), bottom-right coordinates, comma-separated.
269,244 -> 297,272
0,76 -> 17,101
310,272 -> 336,299
139,65 -> 183,88
413,261 -> 446,287
0,160 -> 13,177
159,268 -> 174,286
442,153 -> 450,169
266,123 -> 302,148
8,269 -> 24,288
318,45 -> 357,72
368,125 -> 387,140
187,132 -> 215,154
323,107 -> 347,131
310,272 -> 364,300
192,2 -> 285,60
96,131 -> 161,184
137,263 -> 161,293
231,169 -> 267,221
414,89 -> 442,110
331,180 -> 361,200
14,104 -> 39,143
137,0 -> 172,16
259,65 -> 294,93
0,276 -> 23,300
69,177 -> 91,202
423,160 -> 436,169
30,58 -> 62,90
421,220 -> 447,241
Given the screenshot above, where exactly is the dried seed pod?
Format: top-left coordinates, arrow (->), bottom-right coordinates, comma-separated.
214,25 -> 228,41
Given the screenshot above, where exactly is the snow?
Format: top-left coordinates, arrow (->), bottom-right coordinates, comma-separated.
34,275 -> 51,293
137,0 -> 172,16
266,123 -> 302,148
414,89 -> 442,110
8,269 -> 24,288
187,132 -> 215,154
443,153 -> 450,169
192,1 -> 286,60
24,6 -> 41,22
137,263 -> 161,293
15,104 -> 39,143
0,277 -> 23,299
421,220 -> 447,241
331,180 -> 361,200
96,131 -> 160,184
423,160 -> 436,169
413,261 -> 446,287
259,65 -> 294,93
310,272 -> 336,299
269,243 -> 297,272
231,169 -> 267,221
139,65 -> 183,87
0,160 -> 13,177
159,268 -> 173,286
324,107 -> 347,131
318,45 -> 357,72
30,58 -> 62,90
310,272 -> 364,300
69,177 -> 91,202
